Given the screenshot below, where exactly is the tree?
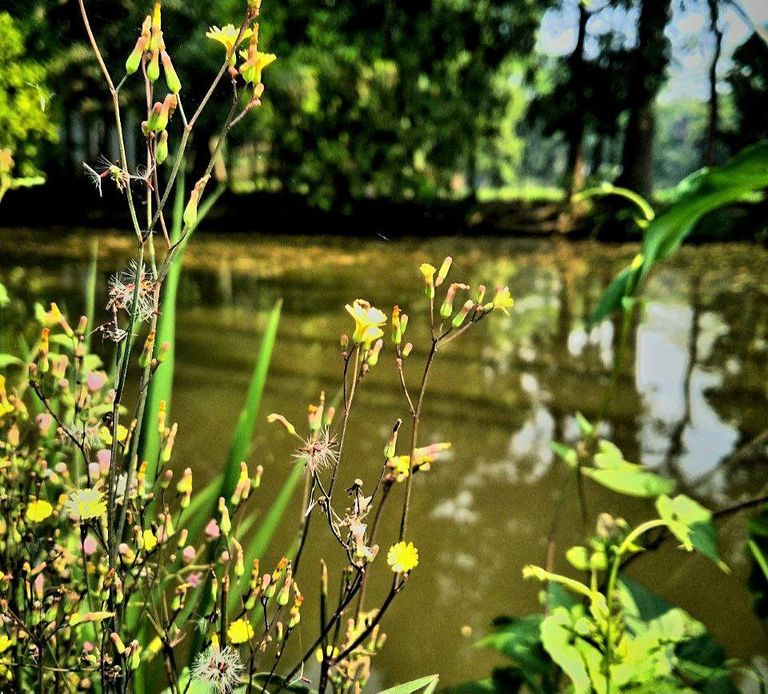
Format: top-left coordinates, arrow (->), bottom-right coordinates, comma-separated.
0,12 -> 57,177
726,32 -> 768,152
615,0 -> 673,197
703,0 -> 724,166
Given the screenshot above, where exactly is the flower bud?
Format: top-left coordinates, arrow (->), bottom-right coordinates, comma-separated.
157,341 -> 171,363
126,35 -> 147,75
218,497 -> 231,536
183,175 -> 210,229
38,328 -> 50,374
435,256 -> 452,287
402,342 -> 413,357
368,338 -> 383,367
452,300 -> 474,328
155,130 -> 169,165
147,51 -> 160,82
139,330 -> 155,369
161,51 -> 181,94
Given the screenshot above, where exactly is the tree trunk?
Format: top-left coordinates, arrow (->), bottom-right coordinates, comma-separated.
565,3 -> 589,197
617,0 -> 672,198
704,0 -> 723,166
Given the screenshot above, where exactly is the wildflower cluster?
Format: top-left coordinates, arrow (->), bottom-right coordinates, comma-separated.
3,0 -> 516,689
264,256 -> 513,692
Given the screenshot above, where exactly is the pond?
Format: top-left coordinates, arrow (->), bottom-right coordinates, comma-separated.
1,228 -> 767,688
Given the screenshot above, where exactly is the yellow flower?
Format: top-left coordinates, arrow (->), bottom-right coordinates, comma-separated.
99,424 -> 128,446
387,442 -> 451,482
240,50 -> 277,85
65,488 -> 107,521
27,499 -> 53,523
492,286 -> 514,315
0,634 -> 11,654
387,541 -> 419,573
419,263 -> 436,284
143,528 -> 158,552
227,618 -> 254,645
206,24 -> 253,63
0,375 -> 14,417
345,299 -> 387,346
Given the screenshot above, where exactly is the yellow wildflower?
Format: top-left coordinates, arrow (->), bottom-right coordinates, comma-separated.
345,299 -> 387,347
419,263 -> 436,284
143,528 -> 158,552
0,375 -> 14,417
65,487 -> 107,521
99,424 -> 128,446
492,286 -> 514,315
0,634 -> 11,654
388,442 -> 451,482
26,499 -> 53,523
240,49 -> 277,85
227,618 -> 254,645
206,24 -> 253,64
387,541 -> 419,573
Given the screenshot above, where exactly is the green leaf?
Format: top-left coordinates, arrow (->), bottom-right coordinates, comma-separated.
582,467 -> 675,498
0,353 -> 23,368
581,442 -> 675,498
550,442 -> 577,468
655,495 -> 727,570
574,412 -> 594,437
475,615 -> 548,678
375,675 -> 439,694
540,608 -> 591,694
587,262 -> 642,328
0,282 -> 9,308
221,298 -> 283,505
588,142 -> 768,326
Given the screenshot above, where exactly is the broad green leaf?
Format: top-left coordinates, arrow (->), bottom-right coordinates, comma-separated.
582,466 -> 675,498
589,141 -> 768,326
540,608 -> 591,694
655,495 -> 727,570
0,353 -> 23,368
475,615 -> 549,680
376,675 -> 439,694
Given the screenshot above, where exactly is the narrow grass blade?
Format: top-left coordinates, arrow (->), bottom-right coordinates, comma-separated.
221,298 -> 282,504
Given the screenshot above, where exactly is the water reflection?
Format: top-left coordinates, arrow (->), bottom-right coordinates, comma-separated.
1,230 -> 767,686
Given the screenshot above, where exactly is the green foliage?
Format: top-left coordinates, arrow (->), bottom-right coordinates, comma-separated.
588,141 -> 768,327
0,13 -> 56,176
551,435 -> 675,499
222,298 -> 282,503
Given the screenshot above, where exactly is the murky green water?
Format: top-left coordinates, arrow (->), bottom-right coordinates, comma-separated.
2,229 -> 768,688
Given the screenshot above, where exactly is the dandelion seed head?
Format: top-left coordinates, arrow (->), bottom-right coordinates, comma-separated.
191,645 -> 244,693
107,261 -> 154,323
292,428 -> 338,475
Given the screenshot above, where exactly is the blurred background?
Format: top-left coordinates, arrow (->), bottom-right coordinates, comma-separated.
1,0 -> 767,230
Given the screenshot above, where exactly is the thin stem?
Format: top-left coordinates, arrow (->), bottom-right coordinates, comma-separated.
399,339 -> 438,540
